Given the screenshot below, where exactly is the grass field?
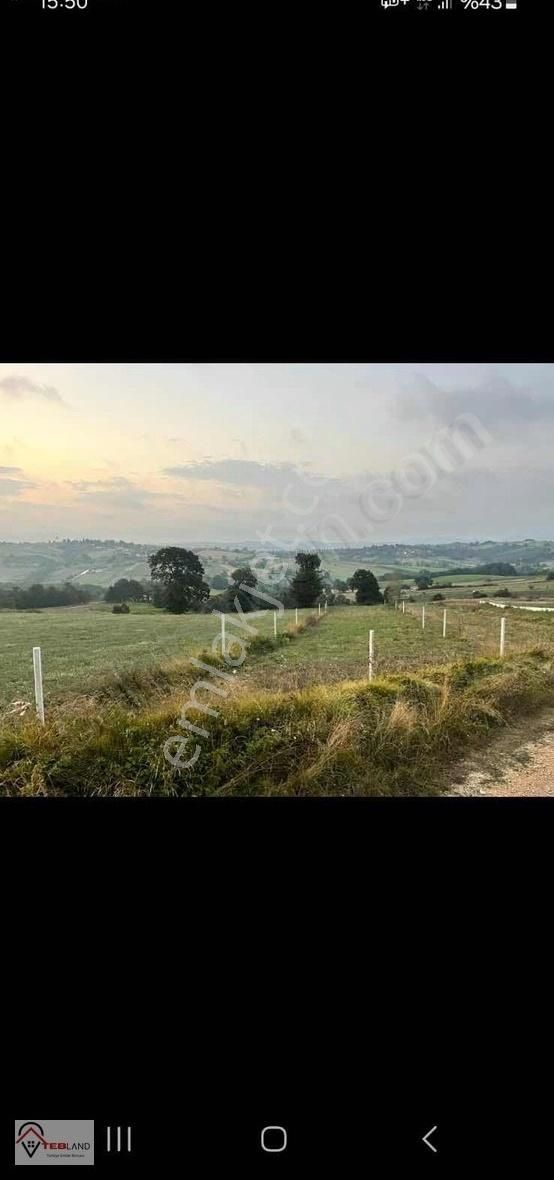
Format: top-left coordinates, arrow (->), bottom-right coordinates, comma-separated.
3,600 -> 554,796
3,600 -> 554,709
239,602 -> 554,692
418,574 -> 554,601
0,603 -> 316,707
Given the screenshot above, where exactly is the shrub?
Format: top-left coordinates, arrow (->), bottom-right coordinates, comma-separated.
248,635 -> 276,655
112,602 -> 130,614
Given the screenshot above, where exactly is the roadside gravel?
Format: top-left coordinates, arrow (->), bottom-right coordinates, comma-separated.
448,708 -> 554,797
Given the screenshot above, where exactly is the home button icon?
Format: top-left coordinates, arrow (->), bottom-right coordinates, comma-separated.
261,1125 -> 287,1153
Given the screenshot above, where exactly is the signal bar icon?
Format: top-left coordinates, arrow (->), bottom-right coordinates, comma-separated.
438,0 -> 452,8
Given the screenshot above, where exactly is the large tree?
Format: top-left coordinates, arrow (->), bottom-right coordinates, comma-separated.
148,547 -> 210,613
105,578 -> 145,603
230,565 -> 257,589
348,568 -> 383,605
291,552 -> 324,607
383,578 -> 403,605
227,565 -> 258,612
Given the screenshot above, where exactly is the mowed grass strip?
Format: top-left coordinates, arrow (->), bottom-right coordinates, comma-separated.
2,649 -> 554,796
238,603 -> 554,692
3,600 -> 554,708
0,604 -> 316,708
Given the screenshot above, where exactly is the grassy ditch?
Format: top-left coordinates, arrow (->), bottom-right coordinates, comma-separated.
1,648 -> 554,796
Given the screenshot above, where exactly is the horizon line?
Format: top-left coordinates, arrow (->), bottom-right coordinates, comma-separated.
1,536 -> 553,549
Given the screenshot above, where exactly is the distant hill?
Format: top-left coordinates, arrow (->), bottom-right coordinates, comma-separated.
0,540 -> 156,589
0,540 -> 281,590
1,537 -> 554,589
331,540 -> 554,568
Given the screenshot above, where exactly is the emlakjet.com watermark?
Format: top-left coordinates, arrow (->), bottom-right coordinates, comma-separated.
164,585 -> 285,771
162,410 -> 491,774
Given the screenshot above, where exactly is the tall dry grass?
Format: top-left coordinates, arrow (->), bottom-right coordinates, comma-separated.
2,649 -> 554,797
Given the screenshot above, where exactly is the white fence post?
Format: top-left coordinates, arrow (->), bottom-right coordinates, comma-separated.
368,629 -> 374,682
443,609 -> 447,638
422,605 -> 425,630
273,610 -> 277,637
324,601 -> 327,612
500,615 -> 506,657
318,602 -> 321,617
402,600 -> 405,614
221,614 -> 226,656
33,646 -> 45,725
295,607 -> 298,626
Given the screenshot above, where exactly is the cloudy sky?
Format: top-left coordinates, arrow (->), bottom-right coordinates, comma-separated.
1,363 -> 552,546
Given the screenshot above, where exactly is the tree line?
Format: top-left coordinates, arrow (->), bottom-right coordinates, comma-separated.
0,582 -> 97,610
431,562 -> 519,578
122,548 -> 385,614
0,549 -> 386,613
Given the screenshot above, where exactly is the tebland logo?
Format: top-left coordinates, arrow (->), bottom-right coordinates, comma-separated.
15,1121 -> 94,1166
18,1125 -> 45,1159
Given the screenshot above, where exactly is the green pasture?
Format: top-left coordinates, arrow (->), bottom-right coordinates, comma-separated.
3,598 -> 554,713
0,603 -> 314,707
238,602 -> 554,693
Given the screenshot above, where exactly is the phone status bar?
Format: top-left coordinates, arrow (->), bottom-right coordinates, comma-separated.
380,0 -> 518,9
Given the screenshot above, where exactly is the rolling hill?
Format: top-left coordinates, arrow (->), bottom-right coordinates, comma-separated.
1,537 -> 554,592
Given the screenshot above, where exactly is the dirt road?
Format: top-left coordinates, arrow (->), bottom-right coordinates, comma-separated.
449,708 -> 554,797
